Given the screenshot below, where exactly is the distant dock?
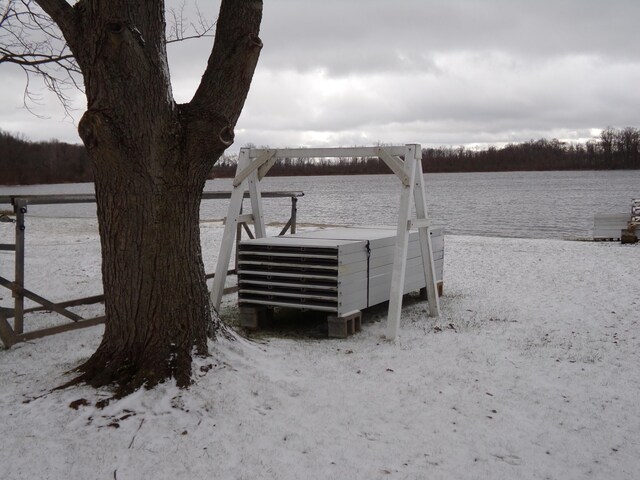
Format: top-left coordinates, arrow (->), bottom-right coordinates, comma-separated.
593,214 -> 630,241
593,199 -> 639,242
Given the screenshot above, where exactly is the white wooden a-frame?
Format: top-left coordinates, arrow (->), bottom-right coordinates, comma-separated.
210,144 -> 441,340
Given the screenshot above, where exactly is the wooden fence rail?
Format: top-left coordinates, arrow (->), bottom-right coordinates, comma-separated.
0,190 -> 303,348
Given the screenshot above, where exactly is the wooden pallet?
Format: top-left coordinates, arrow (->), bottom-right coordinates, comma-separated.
238,305 -> 363,338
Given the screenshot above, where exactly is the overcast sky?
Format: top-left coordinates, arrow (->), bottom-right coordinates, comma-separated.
2,0 -> 640,150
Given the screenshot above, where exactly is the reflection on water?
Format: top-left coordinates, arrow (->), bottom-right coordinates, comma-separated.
1,170 -> 639,239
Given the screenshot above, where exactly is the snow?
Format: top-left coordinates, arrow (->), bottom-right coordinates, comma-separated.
1,220 -> 639,479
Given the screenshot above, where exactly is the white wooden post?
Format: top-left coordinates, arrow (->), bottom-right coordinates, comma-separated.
385,144 -> 418,340
248,164 -> 266,238
210,148 -> 252,311
209,148 -> 275,310
412,160 -> 441,317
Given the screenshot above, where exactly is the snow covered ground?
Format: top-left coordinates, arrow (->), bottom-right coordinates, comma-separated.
1,219 -> 639,479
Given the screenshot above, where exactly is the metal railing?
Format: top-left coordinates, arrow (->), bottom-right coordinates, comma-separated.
0,190 -> 303,348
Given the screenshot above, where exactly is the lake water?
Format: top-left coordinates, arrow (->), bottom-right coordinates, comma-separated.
1,170 -> 638,239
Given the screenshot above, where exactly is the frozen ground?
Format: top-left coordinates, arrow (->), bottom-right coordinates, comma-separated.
1,218 -> 639,479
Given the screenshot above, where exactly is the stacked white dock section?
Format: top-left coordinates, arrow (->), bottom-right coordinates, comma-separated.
237,227 -> 444,317
593,214 -> 630,240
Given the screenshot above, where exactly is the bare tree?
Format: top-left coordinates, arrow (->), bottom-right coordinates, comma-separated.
165,0 -> 215,44
600,126 -> 615,158
1,0 -> 263,394
1,0 -> 81,113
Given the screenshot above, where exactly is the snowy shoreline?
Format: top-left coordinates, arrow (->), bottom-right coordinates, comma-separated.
1,223 -> 639,479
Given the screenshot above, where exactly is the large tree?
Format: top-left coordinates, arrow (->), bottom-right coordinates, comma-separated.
1,0 -> 263,393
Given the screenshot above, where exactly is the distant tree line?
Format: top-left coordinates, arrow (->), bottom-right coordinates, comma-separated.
420,126 -> 640,173
0,130 -> 93,185
213,127 -> 640,177
1,127 -> 639,185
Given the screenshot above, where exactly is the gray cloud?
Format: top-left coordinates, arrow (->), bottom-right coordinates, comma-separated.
258,0 -> 640,75
0,65 -> 84,143
2,0 -> 639,150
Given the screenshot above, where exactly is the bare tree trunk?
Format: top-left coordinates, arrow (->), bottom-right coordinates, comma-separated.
35,0 -> 263,394
79,149 -> 213,389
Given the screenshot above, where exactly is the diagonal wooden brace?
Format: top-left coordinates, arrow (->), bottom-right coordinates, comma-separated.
0,313 -> 18,348
0,276 -> 84,322
232,150 -> 276,187
377,148 -> 411,186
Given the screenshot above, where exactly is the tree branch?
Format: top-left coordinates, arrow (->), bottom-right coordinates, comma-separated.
1,52 -> 75,66
32,0 -> 77,41
165,1 -> 215,44
2,0 -> 233,121
1,0 -> 82,113
166,32 -> 213,44
187,0 -> 263,127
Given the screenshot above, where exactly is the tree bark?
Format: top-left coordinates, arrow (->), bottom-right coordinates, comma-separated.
34,0 -> 263,394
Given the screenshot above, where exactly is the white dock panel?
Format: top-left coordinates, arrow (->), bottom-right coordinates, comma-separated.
593,214 -> 629,240
237,226 -> 444,317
